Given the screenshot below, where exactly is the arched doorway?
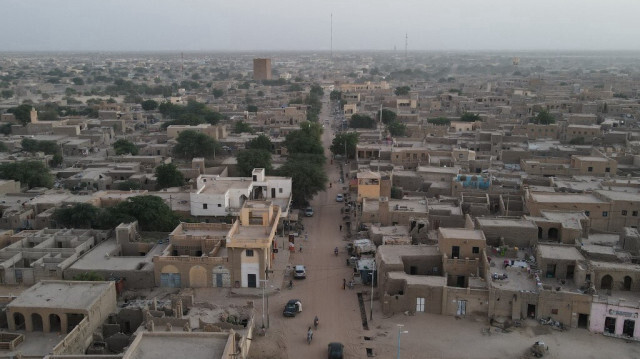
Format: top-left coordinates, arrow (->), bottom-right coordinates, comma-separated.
548,228 -> 559,241
13,312 -> 25,330
624,276 -> 632,291
49,314 -> 61,332
601,275 -> 613,290
538,227 -> 543,239
189,265 -> 207,288
31,313 -> 43,331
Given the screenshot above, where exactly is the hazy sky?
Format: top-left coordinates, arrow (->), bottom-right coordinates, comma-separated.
2,0 -> 640,52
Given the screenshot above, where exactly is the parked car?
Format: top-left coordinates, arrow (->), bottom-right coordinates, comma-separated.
336,194 -> 344,202
294,265 -> 306,279
304,207 -> 314,217
283,299 -> 302,317
328,342 -> 344,359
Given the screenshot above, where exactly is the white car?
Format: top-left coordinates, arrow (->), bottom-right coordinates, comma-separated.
294,265 -> 306,279
336,194 -> 344,202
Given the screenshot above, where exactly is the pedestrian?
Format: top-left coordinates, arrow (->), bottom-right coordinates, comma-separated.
299,245 -> 303,253
343,278 -> 346,290
339,224 -> 342,232
304,233 -> 308,241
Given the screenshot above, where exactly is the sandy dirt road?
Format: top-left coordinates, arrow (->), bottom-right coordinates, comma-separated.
264,96 -> 366,358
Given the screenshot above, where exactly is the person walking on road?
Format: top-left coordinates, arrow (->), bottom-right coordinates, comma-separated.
299,244 -> 303,253
339,224 -> 342,232
343,278 -> 346,290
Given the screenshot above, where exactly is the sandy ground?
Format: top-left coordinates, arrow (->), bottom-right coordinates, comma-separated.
247,98 -> 640,359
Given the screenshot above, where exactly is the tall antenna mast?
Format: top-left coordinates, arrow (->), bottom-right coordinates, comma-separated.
405,33 -> 408,59
331,13 -> 333,59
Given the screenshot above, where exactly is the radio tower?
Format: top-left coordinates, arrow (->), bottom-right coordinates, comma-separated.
330,13 -> 333,59
405,33 -> 408,59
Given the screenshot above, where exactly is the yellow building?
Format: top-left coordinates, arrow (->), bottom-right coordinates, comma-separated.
357,171 -> 381,203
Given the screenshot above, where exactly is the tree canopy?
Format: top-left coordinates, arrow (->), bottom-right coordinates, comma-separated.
330,90 -> 342,101
387,121 -> 407,137
53,195 -> 180,231
155,163 -> 185,189
173,130 -> 220,159
394,86 -> 410,96
113,139 -> 139,155
276,158 -> 327,207
159,100 -> 224,128
460,112 -> 481,122
7,104 -> 32,125
278,121 -> 327,205
284,122 -> 325,161
427,117 -> 451,126
247,134 -> 273,152
376,109 -> 397,125
237,149 -> 272,177
330,132 -> 359,159
141,99 -> 158,111
0,161 -> 54,188
530,109 -> 556,125
349,114 -> 376,129
233,120 -> 254,134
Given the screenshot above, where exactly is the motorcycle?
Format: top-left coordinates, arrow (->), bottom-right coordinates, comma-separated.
334,247 -> 339,256
288,280 -> 293,289
307,329 -> 313,344
314,316 -> 319,329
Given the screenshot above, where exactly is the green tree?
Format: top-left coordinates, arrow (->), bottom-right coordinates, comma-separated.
387,121 -> 407,137
141,99 -> 158,111
247,134 -> 273,152
236,149 -> 272,177
330,132 -> 359,159
115,180 -> 143,191
460,112 -> 481,122
276,158 -> 327,206
233,120 -> 254,134
530,109 -> 556,125
376,109 -> 397,125
288,83 -> 303,92
155,163 -> 185,189
349,114 -> 376,129
21,138 -> 60,156
7,104 -> 33,125
72,77 -> 85,85
173,130 -> 220,158
1,89 -> 14,99
284,122 -> 324,157
569,137 -> 585,145
0,123 -> 12,135
73,271 -> 104,281
394,86 -> 410,96
427,117 -> 451,126
113,139 -> 139,155
53,203 -> 99,228
211,88 -> 224,98
390,187 -> 403,199
247,105 -> 258,113
0,161 -> 54,188
330,90 -> 342,101
112,195 -> 179,232
38,110 -> 59,121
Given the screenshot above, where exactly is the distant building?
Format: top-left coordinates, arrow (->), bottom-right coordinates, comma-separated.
253,58 -> 272,81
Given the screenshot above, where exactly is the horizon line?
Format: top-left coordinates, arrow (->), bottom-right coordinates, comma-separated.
2,49 -> 640,54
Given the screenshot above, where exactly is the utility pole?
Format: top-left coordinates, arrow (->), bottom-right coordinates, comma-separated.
370,261 -> 375,320
259,279 -> 268,329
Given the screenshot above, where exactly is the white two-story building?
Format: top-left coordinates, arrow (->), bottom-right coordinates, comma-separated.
190,168 -> 292,219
